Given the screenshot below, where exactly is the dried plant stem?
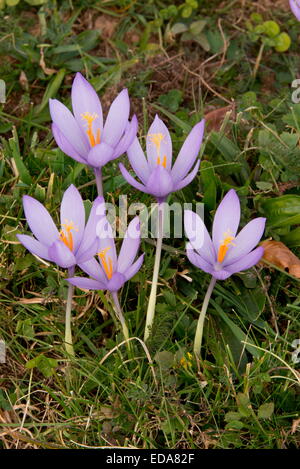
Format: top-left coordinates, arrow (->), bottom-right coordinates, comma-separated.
194,276 -> 216,358
94,167 -> 103,197
65,266 -> 75,357
144,202 -> 164,342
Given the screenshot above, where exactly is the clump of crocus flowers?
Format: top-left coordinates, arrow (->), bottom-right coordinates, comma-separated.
17,72 -> 266,361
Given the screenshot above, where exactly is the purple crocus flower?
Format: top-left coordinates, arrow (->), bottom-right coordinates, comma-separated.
184,189 -> 266,280
290,0 -> 300,20
17,185 -> 105,269
119,115 -> 205,202
67,216 -> 144,292
49,73 -> 138,170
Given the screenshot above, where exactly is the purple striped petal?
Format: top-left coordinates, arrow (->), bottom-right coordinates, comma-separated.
22,195 -> 59,246
102,89 -> 130,146
48,240 -> 76,268
60,185 -> 85,253
87,142 -> 114,168
67,276 -> 106,290
52,123 -> 87,164
112,114 -> 138,160
126,137 -> 150,185
225,247 -> 264,274
212,189 -> 240,253
186,248 -> 213,275
76,196 -> 105,261
145,166 -> 173,199
223,217 -> 266,267
79,258 -> 108,284
119,163 -> 148,193
117,217 -> 141,273
171,119 -> 205,184
173,159 -> 200,191
146,115 -> 172,170
107,272 -> 126,292
184,210 -> 215,263
290,0 -> 300,20
49,99 -> 89,157
71,73 -> 103,146
17,234 -> 51,261
124,254 -> 144,281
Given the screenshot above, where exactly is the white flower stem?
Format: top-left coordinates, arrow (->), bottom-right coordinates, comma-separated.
111,291 -> 130,344
65,266 -> 75,357
94,167 -> 103,197
194,276 -> 216,359
144,202 -> 164,342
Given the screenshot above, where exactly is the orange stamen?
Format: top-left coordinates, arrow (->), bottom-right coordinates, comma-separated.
59,220 -> 78,252
98,246 -> 113,279
81,112 -> 100,147
217,232 -> 235,263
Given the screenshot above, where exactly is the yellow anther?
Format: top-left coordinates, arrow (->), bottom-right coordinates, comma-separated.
156,155 -> 167,168
59,219 -> 78,252
148,133 -> 165,153
217,230 -> 235,263
81,112 -> 100,147
98,246 -> 113,280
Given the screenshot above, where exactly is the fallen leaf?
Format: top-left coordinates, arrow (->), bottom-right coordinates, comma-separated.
19,71 -> 29,91
260,240 -> 300,278
291,418 -> 300,434
39,49 -> 57,76
204,103 -> 235,132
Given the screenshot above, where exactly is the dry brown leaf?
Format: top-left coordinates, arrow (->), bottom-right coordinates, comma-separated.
204,103 -> 235,132
94,14 -> 119,39
291,418 -> 300,434
39,49 -> 57,76
260,240 -> 300,278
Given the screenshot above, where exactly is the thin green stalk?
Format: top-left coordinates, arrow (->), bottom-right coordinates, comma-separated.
65,266 -> 75,357
94,167 -> 103,197
111,291 -> 130,343
144,202 -> 164,342
194,276 -> 216,358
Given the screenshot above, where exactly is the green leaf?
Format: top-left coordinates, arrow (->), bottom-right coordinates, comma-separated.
275,32 -> 291,52
257,402 -> 274,419
225,411 -> 242,422
154,351 -> 174,370
16,319 -> 35,339
158,90 -> 183,113
6,0 -> 20,5
236,393 -> 252,417
26,355 -> 58,378
171,23 -> 188,35
189,20 -> 207,35
8,129 -> 32,185
25,0 -> 47,4
225,420 -> 245,430
260,195 -> 300,228
263,21 -> 280,38
34,68 -> 66,115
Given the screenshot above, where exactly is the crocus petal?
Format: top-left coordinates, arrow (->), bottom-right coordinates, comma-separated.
22,195 -> 59,246
17,234 -> 52,261
79,258 -> 108,284
87,142 -> 115,168
107,272 -> 126,292
145,166 -> 173,199
49,99 -> 89,157
290,0 -> 300,20
60,185 -> 85,252
212,189 -> 240,252
146,115 -> 172,170
52,123 -> 87,164
210,269 -> 232,281
171,119 -> 205,184
126,137 -> 150,185
112,115 -> 138,160
225,246 -> 264,274
119,163 -> 148,193
96,217 -> 117,274
186,248 -> 213,275
76,196 -> 105,261
102,89 -> 130,146
184,210 -> 215,263
123,254 -> 144,281
67,277 -> 106,291
48,240 -> 76,268
117,217 -> 140,273
71,72 -> 103,145
173,159 -> 200,191
223,218 -> 266,267
76,237 -> 99,264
